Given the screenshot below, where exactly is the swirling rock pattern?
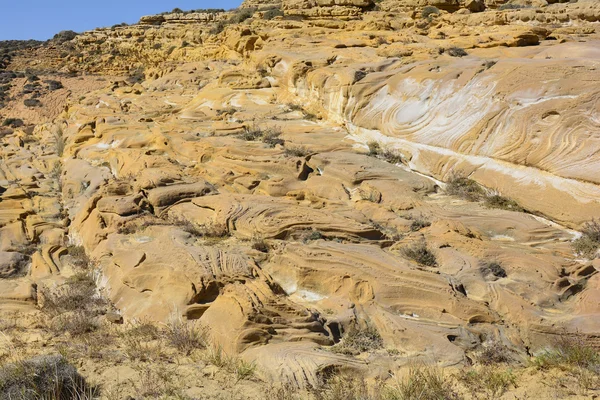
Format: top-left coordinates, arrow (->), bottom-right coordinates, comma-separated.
1,0 -> 599,394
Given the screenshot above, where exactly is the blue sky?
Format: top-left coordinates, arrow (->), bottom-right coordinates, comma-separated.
0,0 -> 242,41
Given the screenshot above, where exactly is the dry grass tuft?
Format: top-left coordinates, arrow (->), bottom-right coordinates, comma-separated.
402,240 -> 437,267
446,173 -> 485,202
533,336 -> 599,371
457,366 -> 515,399
332,324 -> 383,355
203,345 -> 256,381
0,355 -> 98,399
392,365 -> 459,400
164,318 -> 210,355
241,124 -> 284,147
572,219 -> 600,258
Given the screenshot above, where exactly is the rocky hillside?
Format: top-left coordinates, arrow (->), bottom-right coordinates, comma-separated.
0,0 -> 599,399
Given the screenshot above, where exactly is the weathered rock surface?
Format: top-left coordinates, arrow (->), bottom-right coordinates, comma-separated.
1,0 -> 599,397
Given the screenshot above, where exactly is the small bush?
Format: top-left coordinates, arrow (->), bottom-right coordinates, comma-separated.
367,141 -> 403,164
484,195 -> 523,212
41,272 -> 100,315
52,311 -> 98,336
209,21 -> 227,35
171,217 -> 230,239
52,30 -> 79,44
284,145 -> 309,157
263,8 -> 284,20
332,324 -> 383,355
0,355 -> 97,399
572,219 -> 600,258
446,173 -> 485,201
402,240 -> 437,267
165,318 -> 210,355
446,47 -> 468,57
367,141 -> 381,156
480,261 -> 507,279
66,245 -> 89,268
230,8 -> 256,24
409,216 -> 431,232
422,6 -> 440,18
477,340 -> 513,365
240,124 -> 284,147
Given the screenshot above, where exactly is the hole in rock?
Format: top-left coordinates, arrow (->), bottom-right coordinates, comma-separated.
327,321 -> 342,343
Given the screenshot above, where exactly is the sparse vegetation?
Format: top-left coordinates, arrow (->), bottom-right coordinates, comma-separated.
230,8 -> 257,24
446,173 -> 485,201
476,340 -> 513,365
241,124 -> 284,147
0,355 -> 97,399
367,141 -> 403,164
312,375 -> 375,400
284,145 -> 309,157
479,261 -> 507,279
263,7 -> 284,20
533,336 -> 599,371
393,365 -> 459,400
484,194 -> 524,212
409,215 -> 431,232
165,318 -> 210,355
446,172 -> 525,213
332,323 -> 383,355
572,219 -> 600,258
402,240 -> 437,267
457,366 -> 516,399
204,345 -> 256,381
